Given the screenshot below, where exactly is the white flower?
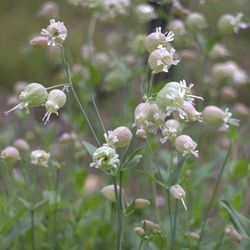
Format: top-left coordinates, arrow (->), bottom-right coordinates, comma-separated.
31,149 -> 50,167
41,19 -> 67,46
175,135 -> 198,158
231,13 -> 249,33
90,145 -> 120,172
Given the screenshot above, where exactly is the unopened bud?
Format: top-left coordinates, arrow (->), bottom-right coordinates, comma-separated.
185,231 -> 200,240
135,198 -> 151,209
175,135 -> 198,158
186,12 -> 207,32
43,89 -> 66,125
30,36 -> 49,48
1,146 -> 21,163
101,185 -> 120,202
221,86 -> 237,102
134,227 -> 145,238
13,139 -> 30,151
136,128 -> 146,138
31,149 -> 50,167
141,220 -> 160,232
104,70 -> 127,91
218,14 -> 235,34
225,225 -> 243,243
105,126 -> 132,148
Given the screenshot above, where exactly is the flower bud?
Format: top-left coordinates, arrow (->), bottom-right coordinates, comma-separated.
31,149 -> 50,167
145,27 -> 174,53
104,70 -> 127,91
1,146 -> 21,163
169,184 -> 187,210
94,52 -> 110,72
135,198 -> 151,209
90,145 -> 120,172
5,83 -> 48,115
30,36 -> 49,48
104,126 -> 132,148
13,139 -> 30,152
101,184 -> 120,202
37,1 -> 59,18
186,12 -> 207,32
218,14 -> 235,34
225,225 -> 243,243
160,119 -> 182,143
134,102 -> 164,135
148,47 -> 179,73
141,220 -> 160,232
43,89 -> 66,125
134,227 -> 145,238
202,105 -> 239,127
175,135 -> 198,158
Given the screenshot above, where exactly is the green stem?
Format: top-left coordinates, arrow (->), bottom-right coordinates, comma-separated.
138,240 -> 144,250
171,200 -> 178,250
59,45 -> 101,146
214,231 -> 225,250
196,144 -> 232,249
113,176 -> 122,250
46,83 -> 66,90
31,209 -> 35,250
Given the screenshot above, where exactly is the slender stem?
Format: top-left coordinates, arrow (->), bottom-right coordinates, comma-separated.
118,172 -> 124,250
87,13 -> 98,45
196,144 -> 232,248
138,240 -> 144,250
113,176 -> 122,250
152,180 -> 160,222
171,200 -> 178,250
46,83 -> 66,90
167,191 -> 173,239
59,45 -> 101,146
91,95 -> 106,135
31,209 -> 35,250
53,169 -> 60,245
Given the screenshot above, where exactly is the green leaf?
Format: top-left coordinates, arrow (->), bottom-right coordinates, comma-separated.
206,34 -> 221,53
82,140 -> 97,156
124,201 -> 135,216
122,147 -> 143,171
86,63 -> 101,85
42,190 -> 60,205
18,197 -> 31,209
220,199 -> 250,238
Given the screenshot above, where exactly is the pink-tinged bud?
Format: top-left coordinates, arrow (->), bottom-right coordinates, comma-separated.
180,101 -> 202,122
161,119 -> 182,143
175,135 -> 198,158
104,126 -> 132,148
30,36 -> 49,48
168,19 -> 186,36
169,184 -> 187,210
134,227 -> 145,238
218,14 -> 235,34
37,1 -> 59,18
221,86 -> 237,102
186,12 -> 207,32
136,128 -> 146,138
209,43 -> 230,60
202,105 -> 239,127
1,146 -> 21,163
13,139 -> 30,151
155,196 -> 166,207
101,185 -> 120,202
135,198 -> 151,209
225,225 -> 243,243
141,220 -> 160,232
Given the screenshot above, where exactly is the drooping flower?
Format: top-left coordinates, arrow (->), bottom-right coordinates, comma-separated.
148,47 -> 179,73
1,146 -> 21,163
5,83 -> 48,115
43,89 -> 67,125
144,27 -> 175,53
175,135 -> 198,158
169,184 -> 187,210
160,119 -> 182,143
104,126 -> 132,148
41,19 -> 67,46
